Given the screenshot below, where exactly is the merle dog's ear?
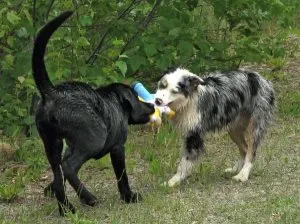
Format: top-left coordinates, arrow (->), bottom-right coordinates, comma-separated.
178,76 -> 203,97
188,76 -> 203,91
180,76 -> 203,94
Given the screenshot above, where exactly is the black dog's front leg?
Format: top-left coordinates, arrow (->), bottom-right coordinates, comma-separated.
110,147 -> 141,203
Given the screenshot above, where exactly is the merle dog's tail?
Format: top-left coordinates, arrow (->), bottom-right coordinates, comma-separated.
32,11 -> 73,98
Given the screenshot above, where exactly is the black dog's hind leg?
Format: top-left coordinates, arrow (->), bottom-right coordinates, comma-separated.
110,146 -> 141,203
62,149 -> 98,206
44,147 -> 72,198
38,127 -> 75,215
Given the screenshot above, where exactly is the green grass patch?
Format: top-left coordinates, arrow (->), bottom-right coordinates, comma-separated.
1,55 -> 300,222
278,91 -> 300,117
0,180 -> 24,202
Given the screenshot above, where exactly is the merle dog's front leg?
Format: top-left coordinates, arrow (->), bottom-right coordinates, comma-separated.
110,147 -> 141,203
167,129 -> 204,187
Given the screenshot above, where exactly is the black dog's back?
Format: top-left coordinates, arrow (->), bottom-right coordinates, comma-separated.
32,11 -> 154,216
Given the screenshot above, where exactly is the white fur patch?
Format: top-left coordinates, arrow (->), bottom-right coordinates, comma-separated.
232,162 -> 253,182
172,96 -> 201,135
155,68 -> 203,135
168,156 -> 195,187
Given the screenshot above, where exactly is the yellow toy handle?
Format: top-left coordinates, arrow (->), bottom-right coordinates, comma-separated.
138,97 -> 174,127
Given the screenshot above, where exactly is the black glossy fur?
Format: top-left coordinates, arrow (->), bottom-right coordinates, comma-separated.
32,11 -> 154,215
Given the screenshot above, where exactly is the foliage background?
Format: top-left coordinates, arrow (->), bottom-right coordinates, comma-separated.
0,1 -> 300,222
0,0 -> 299,136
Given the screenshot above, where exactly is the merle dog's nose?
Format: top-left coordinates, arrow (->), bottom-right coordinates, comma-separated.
155,98 -> 163,106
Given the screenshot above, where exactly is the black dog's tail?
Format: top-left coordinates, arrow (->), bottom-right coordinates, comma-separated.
32,11 -> 73,98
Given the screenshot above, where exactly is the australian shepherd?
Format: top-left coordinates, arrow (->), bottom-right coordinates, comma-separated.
155,68 -> 275,187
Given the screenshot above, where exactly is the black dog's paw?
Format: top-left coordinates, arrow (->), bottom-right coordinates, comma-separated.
44,183 -> 55,198
80,194 -> 98,207
58,201 -> 76,216
122,192 -> 142,203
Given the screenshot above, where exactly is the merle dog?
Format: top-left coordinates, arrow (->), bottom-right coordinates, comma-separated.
155,68 -> 275,187
32,11 -> 154,215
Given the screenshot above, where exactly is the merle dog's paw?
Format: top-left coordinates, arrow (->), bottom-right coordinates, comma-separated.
80,194 -> 98,207
44,183 -> 55,198
122,192 -> 142,203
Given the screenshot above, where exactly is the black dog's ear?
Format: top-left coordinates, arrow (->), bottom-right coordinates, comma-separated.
123,90 -> 154,125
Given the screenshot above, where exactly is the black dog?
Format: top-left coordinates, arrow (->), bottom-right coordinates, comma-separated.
32,11 -> 154,215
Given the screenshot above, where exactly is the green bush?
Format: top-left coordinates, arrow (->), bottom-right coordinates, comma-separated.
0,0 -> 299,136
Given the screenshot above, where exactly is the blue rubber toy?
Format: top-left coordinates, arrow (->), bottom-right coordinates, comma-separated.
131,81 -> 175,127
131,82 -> 154,103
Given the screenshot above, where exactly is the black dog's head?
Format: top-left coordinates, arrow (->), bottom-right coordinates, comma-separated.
124,87 -> 155,125
106,84 -> 155,125
127,96 -> 154,125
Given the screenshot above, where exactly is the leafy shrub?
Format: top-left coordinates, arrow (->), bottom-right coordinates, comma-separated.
0,0 -> 299,136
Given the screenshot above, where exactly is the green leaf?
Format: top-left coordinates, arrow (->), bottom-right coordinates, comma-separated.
156,55 -> 170,70
213,41 -> 229,52
129,55 -> 146,71
119,54 -> 129,59
17,76 -> 25,84
79,15 -> 93,26
112,39 -> 124,46
17,27 -> 29,38
79,66 -> 87,76
23,8 -> 33,25
7,11 -> 21,25
169,27 -> 181,37
77,36 -> 90,47
144,44 -> 157,57
0,30 -> 4,38
178,40 -> 194,56
7,36 -> 15,47
23,116 -> 34,125
116,61 -> 127,77
5,54 -> 14,67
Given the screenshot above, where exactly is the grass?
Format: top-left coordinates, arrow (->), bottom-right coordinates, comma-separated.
1,58 -> 300,223
1,116 -> 299,223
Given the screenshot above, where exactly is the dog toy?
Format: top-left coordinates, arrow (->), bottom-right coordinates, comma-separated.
131,81 -> 175,127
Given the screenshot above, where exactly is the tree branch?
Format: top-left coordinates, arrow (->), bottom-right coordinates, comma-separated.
119,0 -> 162,55
45,0 -> 55,21
32,0 -> 37,39
86,29 -> 111,65
86,0 -> 141,65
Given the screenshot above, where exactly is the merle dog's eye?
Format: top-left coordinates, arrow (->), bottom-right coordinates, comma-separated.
171,89 -> 179,94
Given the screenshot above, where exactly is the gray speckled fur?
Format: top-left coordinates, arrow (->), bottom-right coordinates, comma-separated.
198,69 -> 275,135
155,68 -> 275,186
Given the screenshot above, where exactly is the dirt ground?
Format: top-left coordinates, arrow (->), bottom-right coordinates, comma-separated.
1,54 -> 299,223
